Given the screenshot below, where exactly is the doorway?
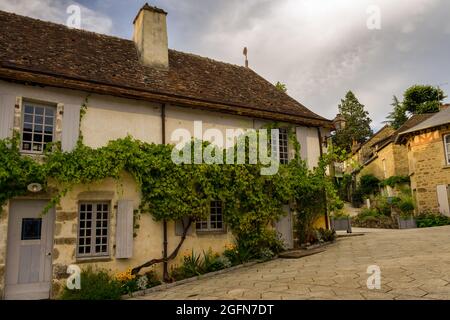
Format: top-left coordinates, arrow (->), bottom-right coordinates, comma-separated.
4,200 -> 55,299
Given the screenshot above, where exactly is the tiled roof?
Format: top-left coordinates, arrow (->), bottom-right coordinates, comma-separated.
398,108 -> 450,137
373,114 -> 435,147
0,10 -> 331,127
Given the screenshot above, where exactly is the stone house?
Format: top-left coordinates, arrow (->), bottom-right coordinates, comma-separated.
0,5 -> 332,299
396,107 -> 450,215
345,115 -> 433,196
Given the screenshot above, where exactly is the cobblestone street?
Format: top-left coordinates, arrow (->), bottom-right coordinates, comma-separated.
135,226 -> 450,300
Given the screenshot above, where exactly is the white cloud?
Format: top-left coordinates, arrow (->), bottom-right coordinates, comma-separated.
0,0 -> 113,34
166,0 -> 449,128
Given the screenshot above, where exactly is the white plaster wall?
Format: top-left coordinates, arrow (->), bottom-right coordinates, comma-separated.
80,96 -> 162,148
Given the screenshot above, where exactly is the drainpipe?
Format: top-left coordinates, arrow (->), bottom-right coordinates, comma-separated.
316,127 -> 330,230
161,103 -> 169,281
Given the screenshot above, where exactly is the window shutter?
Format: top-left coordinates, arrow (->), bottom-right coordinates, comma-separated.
0,95 -> 15,139
61,103 -> 80,151
175,217 -> 193,236
116,200 -> 134,259
437,185 -> 450,216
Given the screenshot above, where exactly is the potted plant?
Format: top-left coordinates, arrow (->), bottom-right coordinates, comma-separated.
395,195 -> 416,229
330,209 -> 352,233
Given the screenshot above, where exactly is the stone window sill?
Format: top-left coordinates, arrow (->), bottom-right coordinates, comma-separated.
76,256 -> 112,263
196,230 -> 227,236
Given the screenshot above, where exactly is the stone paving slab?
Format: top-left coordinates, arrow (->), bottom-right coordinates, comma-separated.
134,226 -> 450,300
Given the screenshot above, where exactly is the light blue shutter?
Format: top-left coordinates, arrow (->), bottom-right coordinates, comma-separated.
0,94 -> 15,139
116,200 -> 134,259
61,104 -> 80,151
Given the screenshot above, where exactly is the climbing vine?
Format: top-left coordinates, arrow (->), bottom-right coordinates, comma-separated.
0,125 -> 343,276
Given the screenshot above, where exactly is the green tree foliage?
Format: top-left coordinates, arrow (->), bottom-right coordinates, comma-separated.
403,85 -> 446,114
384,95 -> 408,129
332,91 -> 373,152
275,81 -> 287,93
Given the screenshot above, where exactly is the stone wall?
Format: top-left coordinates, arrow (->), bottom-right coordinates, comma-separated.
358,142 -> 409,188
49,173 -> 235,297
0,203 -> 9,299
408,127 -> 450,213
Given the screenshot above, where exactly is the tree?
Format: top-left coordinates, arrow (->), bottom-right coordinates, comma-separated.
384,95 -> 408,129
332,91 -> 373,152
403,85 -> 446,114
275,81 -> 287,93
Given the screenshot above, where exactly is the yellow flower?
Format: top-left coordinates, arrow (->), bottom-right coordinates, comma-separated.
115,268 -> 136,282
224,243 -> 236,251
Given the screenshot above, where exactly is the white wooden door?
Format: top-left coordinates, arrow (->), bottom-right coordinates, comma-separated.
5,200 -> 55,300
276,205 -> 294,249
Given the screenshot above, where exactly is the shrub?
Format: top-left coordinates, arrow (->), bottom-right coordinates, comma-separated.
372,195 -> 391,216
358,174 -> 380,196
60,267 -> 122,300
416,213 -> 450,228
257,248 -> 275,261
316,228 -> 336,242
115,268 -> 138,295
397,197 -> 415,216
201,248 -> 229,273
144,270 -> 162,288
223,241 -> 253,265
181,249 -> 203,278
358,208 -> 382,220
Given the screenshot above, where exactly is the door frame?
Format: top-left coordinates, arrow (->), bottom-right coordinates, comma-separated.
4,199 -> 55,300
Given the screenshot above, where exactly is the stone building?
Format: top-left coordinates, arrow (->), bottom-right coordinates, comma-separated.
396,107 -> 450,215
345,115 -> 434,196
0,5 -> 332,299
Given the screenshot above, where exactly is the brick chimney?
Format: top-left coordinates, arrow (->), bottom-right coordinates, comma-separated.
133,3 -> 168,69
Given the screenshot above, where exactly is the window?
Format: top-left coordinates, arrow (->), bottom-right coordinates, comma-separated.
196,201 -> 224,232
21,218 -> 42,240
444,135 -> 450,165
278,128 -> 289,164
77,202 -> 110,258
21,101 -> 55,153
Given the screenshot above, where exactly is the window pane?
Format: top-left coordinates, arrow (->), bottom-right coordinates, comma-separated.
24,114 -> 33,123
22,142 -> 31,151
33,134 -> 43,142
22,133 -> 32,142
34,125 -> 43,133
35,115 -> 43,124
23,123 -> 32,131
46,108 -> 54,116
21,218 -> 42,240
24,105 -> 34,114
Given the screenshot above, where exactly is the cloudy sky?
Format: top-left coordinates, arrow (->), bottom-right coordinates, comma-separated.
1,0 -> 449,130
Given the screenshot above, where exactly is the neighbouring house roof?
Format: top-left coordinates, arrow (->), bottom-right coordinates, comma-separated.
374,113 -> 436,148
351,125 -> 394,155
397,108 -> 450,141
0,10 -> 331,128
